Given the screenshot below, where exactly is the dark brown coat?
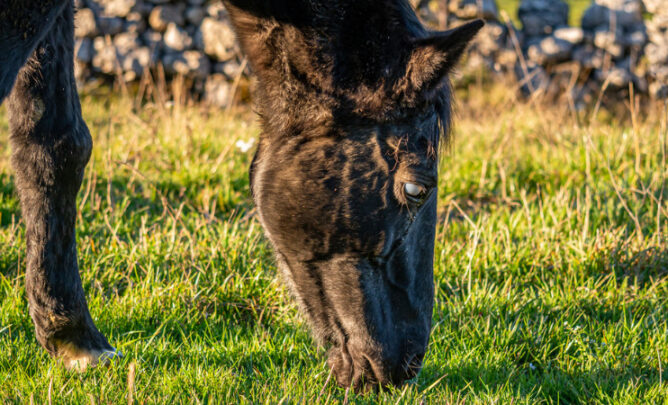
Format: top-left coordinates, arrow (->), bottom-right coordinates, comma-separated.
0,0 -> 481,388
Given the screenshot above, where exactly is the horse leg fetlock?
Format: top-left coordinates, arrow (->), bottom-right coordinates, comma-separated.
7,1 -> 116,371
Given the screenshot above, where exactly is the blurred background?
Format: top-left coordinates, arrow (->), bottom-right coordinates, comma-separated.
72,0 -> 668,110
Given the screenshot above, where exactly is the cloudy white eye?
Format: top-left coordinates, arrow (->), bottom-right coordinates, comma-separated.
404,183 -> 425,198
404,183 -> 422,196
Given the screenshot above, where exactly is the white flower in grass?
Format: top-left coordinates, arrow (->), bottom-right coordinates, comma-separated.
236,138 -> 256,153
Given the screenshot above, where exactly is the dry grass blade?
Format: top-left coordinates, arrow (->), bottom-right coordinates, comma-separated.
128,361 -> 136,405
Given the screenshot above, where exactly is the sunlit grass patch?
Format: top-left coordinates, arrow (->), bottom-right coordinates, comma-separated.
0,87 -> 666,403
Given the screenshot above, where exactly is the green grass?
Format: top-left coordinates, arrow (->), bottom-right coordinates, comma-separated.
0,83 -> 667,403
497,0 -> 591,26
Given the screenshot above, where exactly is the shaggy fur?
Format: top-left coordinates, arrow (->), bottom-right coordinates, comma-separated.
1,0 -> 116,370
0,0 -> 481,389
224,0 -> 482,389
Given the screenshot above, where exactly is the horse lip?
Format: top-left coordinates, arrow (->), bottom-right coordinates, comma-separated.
328,340 -> 424,389
361,352 -> 387,386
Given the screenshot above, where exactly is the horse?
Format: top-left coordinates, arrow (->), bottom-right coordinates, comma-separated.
0,0 -> 482,390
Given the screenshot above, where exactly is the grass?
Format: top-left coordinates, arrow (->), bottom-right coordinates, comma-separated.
497,0 -> 591,26
0,80 -> 666,403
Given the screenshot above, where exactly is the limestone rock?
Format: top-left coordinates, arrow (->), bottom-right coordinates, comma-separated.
448,0 -> 499,20
197,17 -> 238,62
573,44 -> 606,69
643,0 -> 668,15
164,23 -> 193,51
75,8 -> 98,38
97,16 -> 124,35
471,22 -> 506,56
646,15 -> 668,45
124,11 -> 147,33
163,50 -> 211,79
204,74 -> 233,107
206,3 -> 228,19
518,0 -> 569,37
496,48 -> 518,68
514,61 -> 550,95
148,5 -> 185,32
92,37 -> 118,74
650,81 -> 668,99
595,66 -> 632,87
113,32 -> 142,55
528,35 -> 573,64
99,0 -> 136,18
141,29 -> 163,51
649,65 -> 668,82
185,7 -> 206,26
214,60 -> 245,79
582,0 -> 644,31
121,47 -> 151,81
553,27 -> 584,44
646,42 -> 668,65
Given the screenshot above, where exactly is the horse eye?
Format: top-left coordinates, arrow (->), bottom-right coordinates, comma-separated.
404,183 -> 425,199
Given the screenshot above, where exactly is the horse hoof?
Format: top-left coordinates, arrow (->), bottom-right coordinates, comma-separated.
58,342 -> 123,372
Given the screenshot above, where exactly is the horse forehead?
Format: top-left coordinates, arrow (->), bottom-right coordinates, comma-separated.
326,132 -> 392,168
284,133 -> 436,180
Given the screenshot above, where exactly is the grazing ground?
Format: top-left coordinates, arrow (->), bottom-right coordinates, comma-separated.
496,0 -> 590,26
0,81 -> 666,403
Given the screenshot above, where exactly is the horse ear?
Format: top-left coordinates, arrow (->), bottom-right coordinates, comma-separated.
223,0 -> 312,83
403,19 -> 484,98
222,1 -> 279,77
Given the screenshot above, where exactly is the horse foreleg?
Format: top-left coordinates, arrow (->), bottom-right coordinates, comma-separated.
7,1 -> 119,371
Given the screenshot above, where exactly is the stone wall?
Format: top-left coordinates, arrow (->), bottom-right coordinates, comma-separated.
74,0 -> 244,106
416,0 -> 668,104
73,0 -> 668,106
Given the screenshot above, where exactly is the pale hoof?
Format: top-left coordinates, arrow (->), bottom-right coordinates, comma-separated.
58,341 -> 123,372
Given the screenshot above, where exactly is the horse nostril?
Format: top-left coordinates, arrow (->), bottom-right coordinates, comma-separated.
327,346 -> 386,391
327,345 -> 427,389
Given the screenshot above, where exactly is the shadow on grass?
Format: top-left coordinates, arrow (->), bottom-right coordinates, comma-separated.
427,244 -> 667,401
419,360 -> 666,403
98,168 -> 251,215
